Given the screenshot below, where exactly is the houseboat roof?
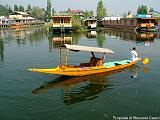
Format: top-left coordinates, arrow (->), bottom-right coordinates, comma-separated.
137,17 -> 157,20
10,11 -> 30,15
69,10 -> 84,13
84,18 -> 97,21
0,16 -> 5,20
52,15 -> 72,18
102,16 -> 122,20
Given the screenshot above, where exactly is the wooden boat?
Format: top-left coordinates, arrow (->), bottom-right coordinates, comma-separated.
32,65 -> 137,95
28,44 -> 141,76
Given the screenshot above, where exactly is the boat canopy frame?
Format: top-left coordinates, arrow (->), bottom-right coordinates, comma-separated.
58,44 -> 115,66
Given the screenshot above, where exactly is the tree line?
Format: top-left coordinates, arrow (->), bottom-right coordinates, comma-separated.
0,0 -> 156,22
0,3 -> 51,21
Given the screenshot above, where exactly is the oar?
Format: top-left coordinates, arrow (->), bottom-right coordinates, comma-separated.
142,57 -> 150,64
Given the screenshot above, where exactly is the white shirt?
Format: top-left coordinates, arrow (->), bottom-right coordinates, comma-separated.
131,50 -> 138,61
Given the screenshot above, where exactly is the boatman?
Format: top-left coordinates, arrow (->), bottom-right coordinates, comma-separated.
131,47 -> 139,61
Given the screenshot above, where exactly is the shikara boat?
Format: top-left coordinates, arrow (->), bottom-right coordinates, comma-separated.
28,44 -> 141,76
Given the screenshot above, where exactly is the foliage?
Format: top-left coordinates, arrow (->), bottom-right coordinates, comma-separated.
127,11 -> 131,15
8,6 -> 13,13
149,8 -> 154,12
19,5 -> 24,12
0,4 -> 47,21
26,4 -> 32,12
72,19 -> 87,33
137,5 -> 148,14
0,5 -> 9,16
96,32 -> 106,47
90,10 -> 94,17
72,15 -> 81,22
96,0 -> 107,19
14,4 -> 19,11
30,6 -> 46,20
85,10 -> 94,18
46,0 -> 51,21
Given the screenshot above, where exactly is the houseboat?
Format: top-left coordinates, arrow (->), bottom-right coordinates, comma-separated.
84,18 -> 97,29
86,31 -> 97,38
9,11 -> 44,29
102,15 -> 159,32
51,15 -> 72,33
104,29 -> 156,42
0,16 -> 10,29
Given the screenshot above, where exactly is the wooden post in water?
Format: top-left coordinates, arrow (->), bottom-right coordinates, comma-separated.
65,48 -> 69,65
60,48 -> 62,65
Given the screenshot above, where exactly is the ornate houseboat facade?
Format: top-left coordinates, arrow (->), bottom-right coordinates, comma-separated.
51,15 -> 72,33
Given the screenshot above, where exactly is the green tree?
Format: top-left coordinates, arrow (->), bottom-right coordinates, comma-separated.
0,5 -> 8,15
90,10 -> 94,17
85,10 -> 90,18
67,8 -> 71,13
19,5 -> 24,12
30,6 -> 46,20
26,4 -> 32,12
96,0 -> 107,19
8,6 -> 13,13
96,32 -> 106,47
14,4 -> 19,11
85,10 -> 94,18
127,11 -> 131,15
46,0 -> 51,21
137,5 -> 148,14
149,8 -> 154,12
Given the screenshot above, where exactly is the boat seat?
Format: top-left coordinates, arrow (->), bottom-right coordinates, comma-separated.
104,60 -> 131,68
114,63 -> 121,66
90,57 -> 104,66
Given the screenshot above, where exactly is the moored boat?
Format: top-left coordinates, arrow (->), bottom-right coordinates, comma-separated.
28,44 -> 141,76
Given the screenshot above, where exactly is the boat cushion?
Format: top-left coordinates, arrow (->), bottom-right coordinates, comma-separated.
103,60 -> 131,68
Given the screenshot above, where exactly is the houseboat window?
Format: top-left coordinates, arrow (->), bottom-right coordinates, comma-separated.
53,18 -> 60,23
61,19 -> 64,23
124,19 -> 127,25
130,20 -> 134,26
64,18 -> 70,23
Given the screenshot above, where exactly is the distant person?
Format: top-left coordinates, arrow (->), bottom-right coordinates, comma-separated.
131,47 -> 139,61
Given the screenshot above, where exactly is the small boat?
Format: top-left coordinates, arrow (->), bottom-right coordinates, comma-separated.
28,44 -> 141,76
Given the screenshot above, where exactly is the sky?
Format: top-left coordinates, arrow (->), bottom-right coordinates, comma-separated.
1,0 -> 160,16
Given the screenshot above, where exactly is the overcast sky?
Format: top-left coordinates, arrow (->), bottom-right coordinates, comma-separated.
1,0 -> 160,15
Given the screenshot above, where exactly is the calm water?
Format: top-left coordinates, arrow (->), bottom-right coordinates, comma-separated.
0,28 -> 160,120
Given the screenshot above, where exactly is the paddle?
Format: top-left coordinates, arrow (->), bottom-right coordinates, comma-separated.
142,57 -> 150,64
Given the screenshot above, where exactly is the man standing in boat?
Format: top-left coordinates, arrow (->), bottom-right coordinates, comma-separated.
131,47 -> 139,61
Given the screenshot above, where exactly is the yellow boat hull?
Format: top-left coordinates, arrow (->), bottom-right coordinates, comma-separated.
28,59 -> 141,76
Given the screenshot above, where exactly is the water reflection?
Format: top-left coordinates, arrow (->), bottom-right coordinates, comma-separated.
105,29 -> 157,44
2,28 -> 45,46
0,28 -> 46,62
0,40 -> 4,61
130,65 -> 138,79
129,65 -> 149,79
32,65 -> 138,105
86,31 -> 97,38
96,31 -> 106,47
49,34 -> 73,48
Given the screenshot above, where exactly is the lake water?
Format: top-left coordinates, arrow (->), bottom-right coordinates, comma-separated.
0,28 -> 160,120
